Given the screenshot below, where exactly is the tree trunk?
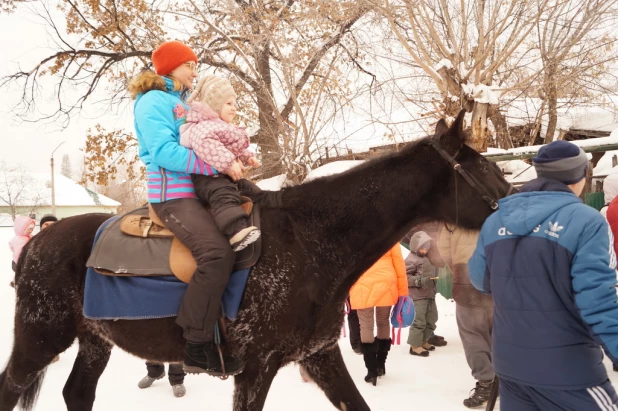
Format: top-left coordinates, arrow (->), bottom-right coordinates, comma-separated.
529,100 -> 546,146
470,102 -> 489,152
544,64 -> 559,144
252,43 -> 285,179
488,106 -> 512,149
438,66 -> 467,119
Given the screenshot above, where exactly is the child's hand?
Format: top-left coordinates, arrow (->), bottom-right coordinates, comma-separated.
246,157 -> 261,168
224,160 -> 245,181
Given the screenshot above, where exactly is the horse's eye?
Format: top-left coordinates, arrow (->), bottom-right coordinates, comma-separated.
480,164 -> 489,172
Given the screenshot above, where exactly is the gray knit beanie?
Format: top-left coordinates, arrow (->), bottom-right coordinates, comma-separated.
532,140 -> 588,185
188,76 -> 236,113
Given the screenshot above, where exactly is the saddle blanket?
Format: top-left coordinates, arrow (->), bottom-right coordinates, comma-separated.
83,217 -> 251,321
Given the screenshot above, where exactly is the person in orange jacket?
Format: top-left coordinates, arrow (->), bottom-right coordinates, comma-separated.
349,243 -> 408,386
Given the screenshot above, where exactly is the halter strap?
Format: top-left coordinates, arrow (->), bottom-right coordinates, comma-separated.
428,139 -> 502,210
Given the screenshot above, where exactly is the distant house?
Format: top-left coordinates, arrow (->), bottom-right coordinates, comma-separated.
0,172 -> 119,224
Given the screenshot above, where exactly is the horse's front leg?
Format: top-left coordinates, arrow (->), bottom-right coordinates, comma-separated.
232,352 -> 283,411
299,343 -> 370,411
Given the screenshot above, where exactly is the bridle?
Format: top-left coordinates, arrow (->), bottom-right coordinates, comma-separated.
428,139 -> 516,231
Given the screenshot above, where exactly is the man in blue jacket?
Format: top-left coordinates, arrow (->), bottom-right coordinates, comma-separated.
469,140 -> 618,410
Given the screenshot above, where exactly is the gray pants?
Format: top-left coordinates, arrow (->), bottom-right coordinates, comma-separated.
456,303 -> 495,381
146,362 -> 185,386
407,298 -> 438,346
357,306 -> 391,343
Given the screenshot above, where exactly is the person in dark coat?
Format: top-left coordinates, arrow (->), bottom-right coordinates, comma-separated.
138,362 -> 186,398
438,226 -> 494,408
470,140 -> 618,410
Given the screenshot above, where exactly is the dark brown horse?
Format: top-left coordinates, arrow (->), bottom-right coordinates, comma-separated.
0,111 -> 513,411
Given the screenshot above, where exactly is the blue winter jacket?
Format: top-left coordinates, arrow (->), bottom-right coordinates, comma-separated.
134,77 -> 217,203
469,178 -> 618,389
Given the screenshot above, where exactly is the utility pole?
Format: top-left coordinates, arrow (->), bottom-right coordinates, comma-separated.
50,142 -> 65,215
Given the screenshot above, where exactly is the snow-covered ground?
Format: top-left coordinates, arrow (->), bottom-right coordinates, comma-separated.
0,226 -> 616,410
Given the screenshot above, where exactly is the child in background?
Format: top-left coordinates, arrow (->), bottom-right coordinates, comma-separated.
8,215 -> 35,287
405,231 -> 440,357
180,76 -> 261,252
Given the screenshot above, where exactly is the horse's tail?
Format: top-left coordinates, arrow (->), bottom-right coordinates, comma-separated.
18,368 -> 46,411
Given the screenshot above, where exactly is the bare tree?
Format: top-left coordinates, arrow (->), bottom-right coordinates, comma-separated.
1,0 -> 370,182
370,0 -> 552,151
368,0 -> 618,151
0,162 -> 46,219
536,0 -> 618,142
61,154 -> 73,179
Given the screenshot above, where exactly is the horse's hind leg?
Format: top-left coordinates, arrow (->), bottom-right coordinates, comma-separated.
232,353 -> 283,411
0,320 -> 76,411
299,344 -> 370,411
62,332 -> 112,411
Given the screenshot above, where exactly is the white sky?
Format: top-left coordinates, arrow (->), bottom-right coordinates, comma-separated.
0,9 -> 132,175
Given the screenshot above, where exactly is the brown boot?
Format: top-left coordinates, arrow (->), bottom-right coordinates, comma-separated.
409,346 -> 429,357
427,334 -> 448,346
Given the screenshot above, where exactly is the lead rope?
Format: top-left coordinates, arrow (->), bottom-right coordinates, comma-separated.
214,321 -> 228,380
444,166 -> 459,234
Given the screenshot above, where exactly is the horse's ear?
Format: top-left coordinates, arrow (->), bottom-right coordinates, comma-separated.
434,119 -> 449,138
449,109 -> 467,144
436,109 -> 467,154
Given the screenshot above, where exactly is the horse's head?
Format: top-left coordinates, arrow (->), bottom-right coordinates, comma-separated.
430,110 -> 516,230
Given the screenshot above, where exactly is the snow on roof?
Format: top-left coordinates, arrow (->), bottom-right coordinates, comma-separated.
504,99 -> 618,139
593,151 -> 618,176
0,172 -> 120,207
303,160 -> 365,183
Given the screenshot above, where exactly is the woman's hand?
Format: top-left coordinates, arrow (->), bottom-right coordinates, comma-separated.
246,157 -> 261,168
224,160 -> 246,181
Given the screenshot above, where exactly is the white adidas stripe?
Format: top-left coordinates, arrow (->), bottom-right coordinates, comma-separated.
587,386 -> 618,411
594,386 -> 618,411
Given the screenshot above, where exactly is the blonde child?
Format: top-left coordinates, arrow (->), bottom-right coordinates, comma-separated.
180,76 -> 260,251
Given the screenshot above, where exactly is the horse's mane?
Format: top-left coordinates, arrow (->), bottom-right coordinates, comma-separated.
280,136 -> 432,201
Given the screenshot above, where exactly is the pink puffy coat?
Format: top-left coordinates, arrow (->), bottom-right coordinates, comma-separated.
179,102 -> 253,173
9,215 -> 35,263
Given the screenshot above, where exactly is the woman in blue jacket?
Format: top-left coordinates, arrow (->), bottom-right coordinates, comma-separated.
128,41 -> 243,377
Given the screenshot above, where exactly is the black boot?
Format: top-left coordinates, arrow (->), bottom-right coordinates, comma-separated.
183,341 -> 245,377
360,341 -> 379,386
375,338 -> 391,377
463,380 -> 493,408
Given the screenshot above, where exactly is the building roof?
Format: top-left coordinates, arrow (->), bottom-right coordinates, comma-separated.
0,172 -> 120,207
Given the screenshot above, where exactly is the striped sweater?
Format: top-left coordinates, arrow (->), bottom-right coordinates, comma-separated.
133,77 -> 217,203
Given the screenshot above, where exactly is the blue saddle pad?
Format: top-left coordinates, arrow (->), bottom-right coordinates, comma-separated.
83,217 -> 251,321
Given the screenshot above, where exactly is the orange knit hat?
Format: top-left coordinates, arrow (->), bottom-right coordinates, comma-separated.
151,41 -> 198,76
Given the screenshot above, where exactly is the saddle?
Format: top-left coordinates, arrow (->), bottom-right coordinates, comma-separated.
86,200 -> 261,283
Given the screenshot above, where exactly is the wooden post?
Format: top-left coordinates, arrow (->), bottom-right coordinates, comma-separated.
581,160 -> 593,200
